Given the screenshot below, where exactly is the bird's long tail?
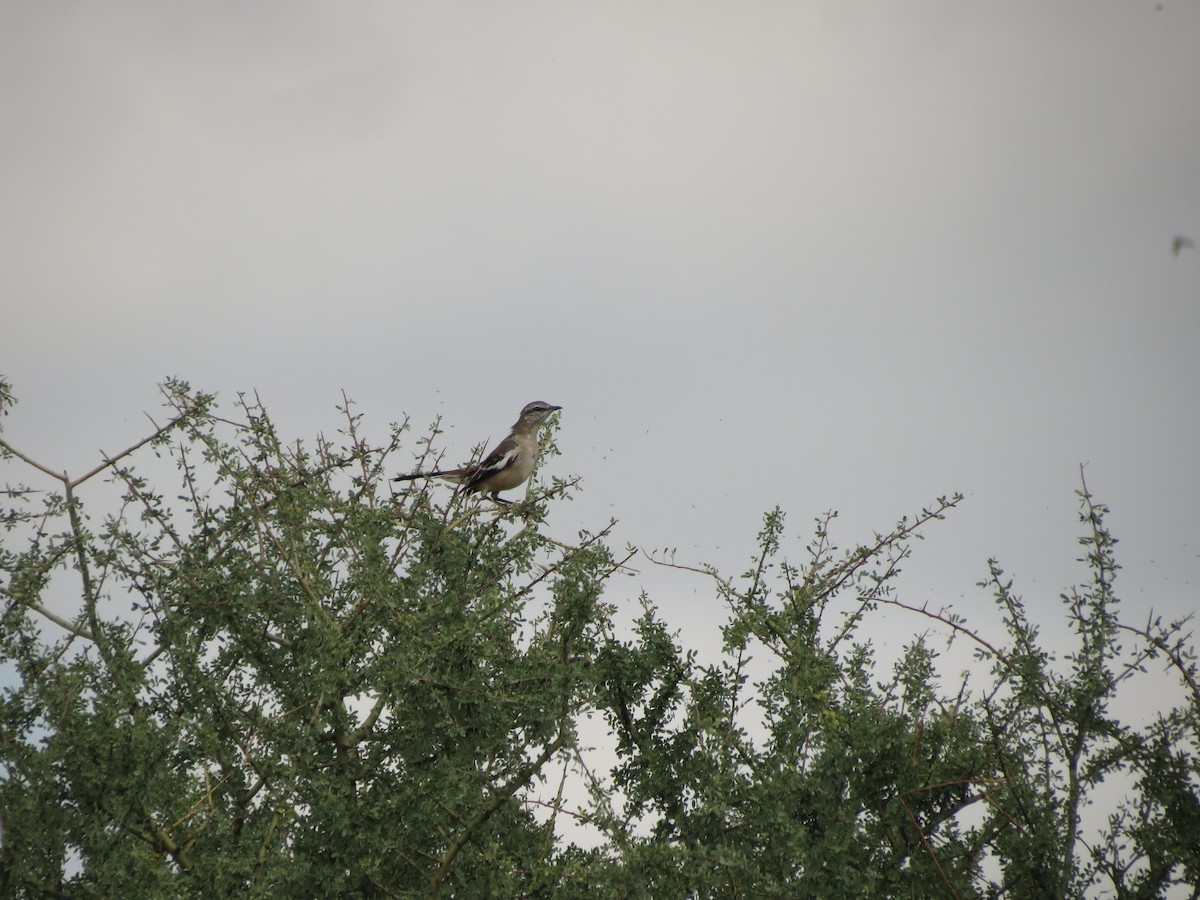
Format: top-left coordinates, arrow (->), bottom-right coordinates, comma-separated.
392,469 -> 469,483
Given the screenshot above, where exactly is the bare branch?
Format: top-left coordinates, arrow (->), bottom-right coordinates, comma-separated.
0,438 -> 67,483
24,600 -> 95,642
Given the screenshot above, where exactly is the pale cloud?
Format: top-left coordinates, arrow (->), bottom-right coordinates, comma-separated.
2,1 -> 1197,652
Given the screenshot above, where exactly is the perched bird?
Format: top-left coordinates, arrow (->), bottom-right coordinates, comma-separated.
1172,235 -> 1195,257
393,401 -> 561,504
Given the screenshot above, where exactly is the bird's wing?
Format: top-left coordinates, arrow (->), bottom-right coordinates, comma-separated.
465,434 -> 520,490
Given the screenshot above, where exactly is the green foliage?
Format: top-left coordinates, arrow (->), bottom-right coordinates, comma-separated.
1,382 -> 1197,897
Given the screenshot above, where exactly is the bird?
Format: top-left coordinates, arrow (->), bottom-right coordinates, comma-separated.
393,401 -> 562,504
1172,235 -> 1195,257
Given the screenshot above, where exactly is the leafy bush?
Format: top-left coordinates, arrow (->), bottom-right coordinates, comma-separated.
1,380 -> 1196,897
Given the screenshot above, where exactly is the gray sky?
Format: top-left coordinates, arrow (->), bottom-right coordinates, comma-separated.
3,3 -> 1198,686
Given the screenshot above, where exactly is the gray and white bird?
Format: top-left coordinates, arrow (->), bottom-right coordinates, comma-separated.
393,401 -> 561,503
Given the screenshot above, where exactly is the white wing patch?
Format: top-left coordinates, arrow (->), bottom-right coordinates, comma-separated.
476,445 -> 519,478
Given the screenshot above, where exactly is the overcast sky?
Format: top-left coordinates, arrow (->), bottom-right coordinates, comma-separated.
3,3 -> 1198,691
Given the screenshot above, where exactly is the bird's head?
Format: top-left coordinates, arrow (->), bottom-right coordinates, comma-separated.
517,400 -> 561,427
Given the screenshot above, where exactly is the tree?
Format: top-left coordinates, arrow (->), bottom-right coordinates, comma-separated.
1,379 -> 1197,897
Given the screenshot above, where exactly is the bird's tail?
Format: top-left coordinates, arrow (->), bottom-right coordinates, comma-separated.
392,469 -> 470,484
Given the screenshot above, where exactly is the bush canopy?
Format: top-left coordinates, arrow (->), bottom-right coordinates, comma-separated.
1,380 -> 1197,897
